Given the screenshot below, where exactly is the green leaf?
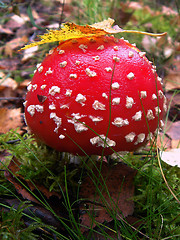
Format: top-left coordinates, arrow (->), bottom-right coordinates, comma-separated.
27,5 -> 45,30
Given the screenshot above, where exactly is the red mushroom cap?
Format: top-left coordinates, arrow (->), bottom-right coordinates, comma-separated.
24,35 -> 166,155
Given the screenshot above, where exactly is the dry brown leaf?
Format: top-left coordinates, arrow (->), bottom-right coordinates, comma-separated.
0,150 -> 11,170
18,79 -> 30,89
162,6 -> 179,16
4,157 -> 62,206
171,139 -> 180,149
5,19 -> 23,30
0,72 -> 18,90
166,121 -> 180,140
79,162 -> 136,232
128,2 -> 142,10
5,15 -> 27,30
4,157 -> 41,204
31,9 -> 40,20
2,36 -> 28,57
157,132 -> 171,150
142,35 -> 157,53
166,92 -> 180,105
168,105 -> 180,122
21,46 -> 39,62
0,58 -> 21,71
165,73 -> 180,91
0,25 -> 13,35
164,46 -> 174,58
165,60 -> 180,91
5,36 -> 28,50
24,177 -> 62,200
0,108 -> 22,134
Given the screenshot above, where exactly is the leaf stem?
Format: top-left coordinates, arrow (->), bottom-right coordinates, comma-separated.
121,30 -> 167,37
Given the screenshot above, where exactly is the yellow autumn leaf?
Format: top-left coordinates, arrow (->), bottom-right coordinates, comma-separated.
20,19 -> 114,50
20,18 -> 167,50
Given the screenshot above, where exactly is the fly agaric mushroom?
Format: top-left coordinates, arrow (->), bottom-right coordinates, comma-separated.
23,21 -> 166,156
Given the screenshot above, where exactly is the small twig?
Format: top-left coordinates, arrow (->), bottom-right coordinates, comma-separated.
158,214 -> 164,239
117,213 -> 150,239
1,137 -> 27,145
0,97 -> 25,101
162,235 -> 180,240
59,0 -> 65,29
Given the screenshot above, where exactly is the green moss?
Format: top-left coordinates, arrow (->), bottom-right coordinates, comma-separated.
123,152 -> 180,238
0,131 -> 86,194
0,201 -> 48,240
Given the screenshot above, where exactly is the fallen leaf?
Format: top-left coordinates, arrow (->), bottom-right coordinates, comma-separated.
128,2 -> 142,10
166,92 -> 180,106
166,121 -> 180,140
157,132 -> 171,150
0,72 -> 18,90
0,58 -> 21,71
4,157 -> 62,205
168,105 -> 180,122
0,150 -> 11,170
160,149 -> 180,167
0,25 -> 13,34
142,35 -> 157,53
24,177 -> 62,200
20,19 -> 166,50
17,79 -> 30,89
20,19 -> 115,50
165,92 -> 180,122
5,155 -> 63,202
171,139 -> 180,149
3,36 -> 27,57
165,60 -> 180,91
79,162 -> 136,232
162,6 -> 179,16
164,46 -> 174,58
5,15 -> 27,30
165,74 -> 180,91
0,108 -> 22,134
21,45 -> 39,62
4,157 -> 40,204
5,36 -> 28,51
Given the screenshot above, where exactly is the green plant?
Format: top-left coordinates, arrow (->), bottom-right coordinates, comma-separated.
0,126 -> 180,239
0,201 -> 43,240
